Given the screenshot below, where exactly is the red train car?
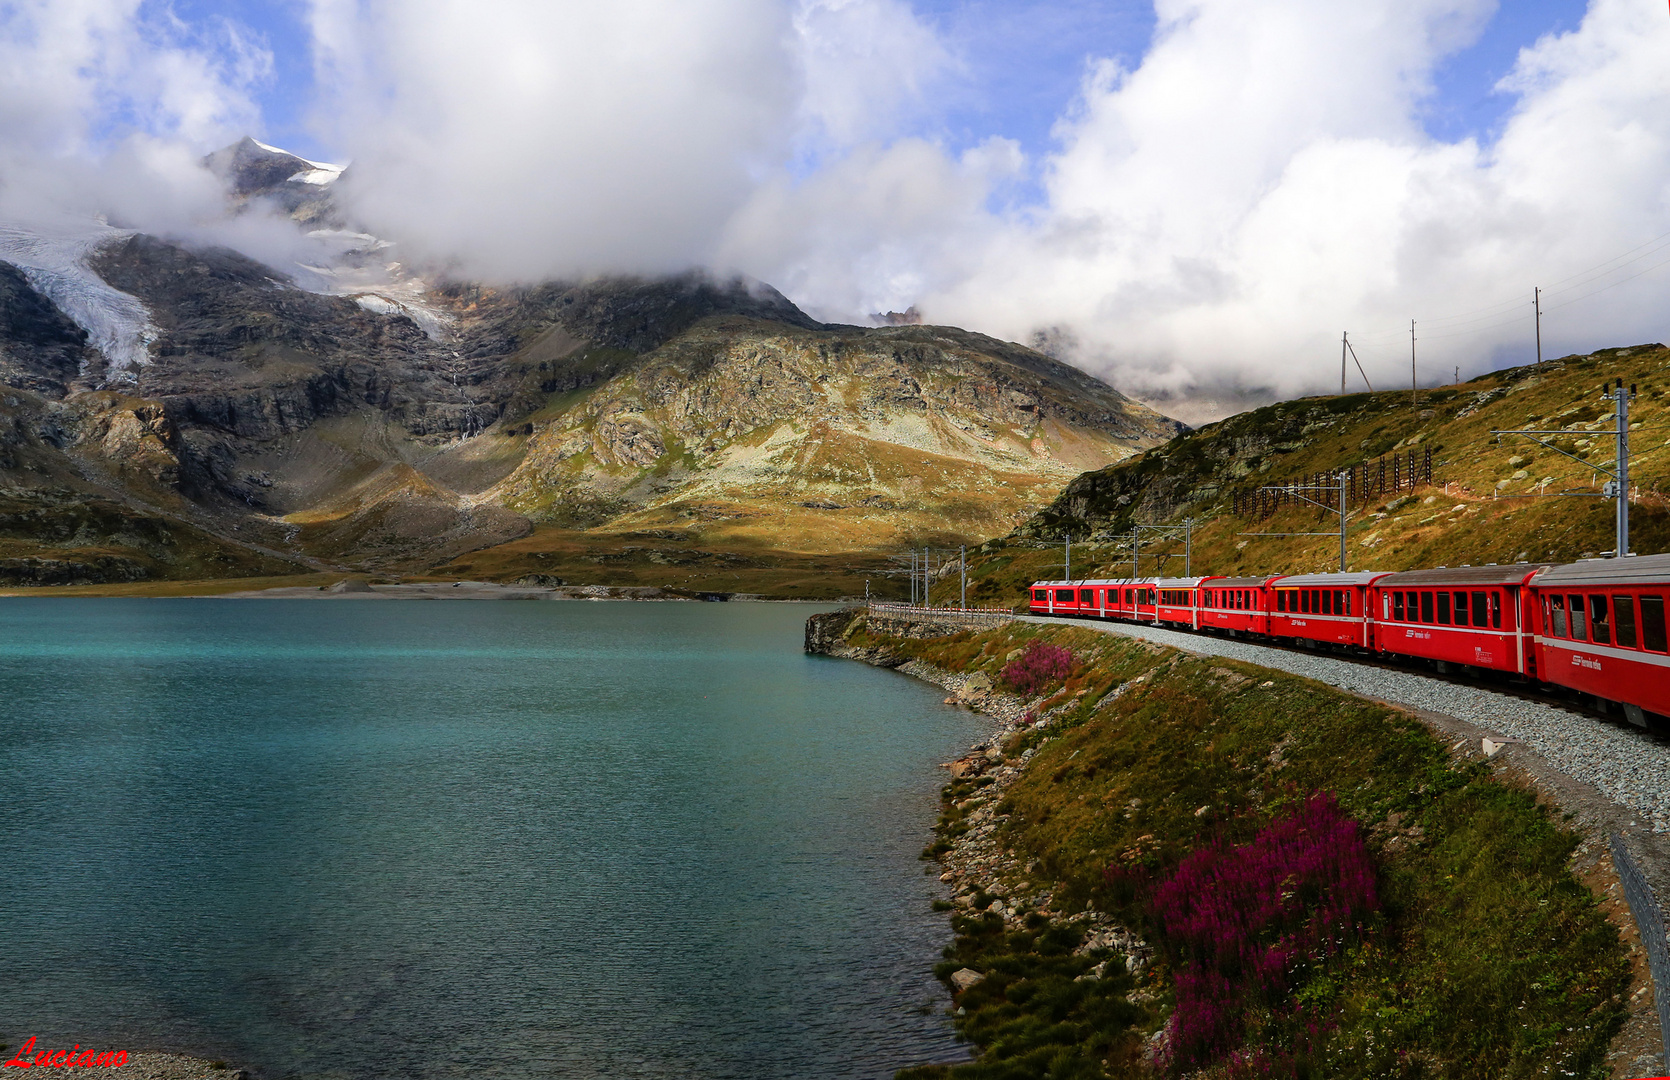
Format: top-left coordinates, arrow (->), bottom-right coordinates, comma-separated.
1196,576 -> 1273,636
1369,564 -> 1549,676
1155,577 -> 1207,629
1269,572 -> 1387,649
1028,579 -> 1156,620
1529,554 -> 1670,725
1029,580 -> 1087,616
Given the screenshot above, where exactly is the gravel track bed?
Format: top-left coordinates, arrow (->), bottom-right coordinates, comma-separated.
1023,615 -> 1670,835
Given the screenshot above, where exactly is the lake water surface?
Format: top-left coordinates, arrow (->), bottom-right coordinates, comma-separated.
0,599 -> 989,1079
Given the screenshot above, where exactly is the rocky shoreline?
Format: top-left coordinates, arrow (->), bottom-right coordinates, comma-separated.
0,1048 -> 248,1079
807,609 -> 1161,1033
807,607 -> 1669,1077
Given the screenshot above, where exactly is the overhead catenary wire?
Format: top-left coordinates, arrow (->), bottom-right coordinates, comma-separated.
1341,224 -> 1670,356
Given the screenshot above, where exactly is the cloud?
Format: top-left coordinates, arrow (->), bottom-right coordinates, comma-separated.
303,0 -> 801,281
0,0 -> 306,267
723,0 -> 1670,420
4,0 -> 1670,421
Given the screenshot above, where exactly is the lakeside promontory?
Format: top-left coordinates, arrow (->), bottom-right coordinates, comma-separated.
809,608 -> 1668,1078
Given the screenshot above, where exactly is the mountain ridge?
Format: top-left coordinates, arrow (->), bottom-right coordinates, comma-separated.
0,143 -> 1184,589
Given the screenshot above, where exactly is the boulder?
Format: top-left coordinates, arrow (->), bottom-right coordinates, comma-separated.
949,968 -> 986,993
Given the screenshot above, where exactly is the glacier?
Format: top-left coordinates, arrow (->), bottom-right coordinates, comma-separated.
0,217 -> 157,382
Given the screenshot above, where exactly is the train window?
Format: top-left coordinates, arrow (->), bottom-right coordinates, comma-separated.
1342,591 -> 1351,616
1275,591 -> 1285,612
1419,591 -> 1434,623
1568,595 -> 1588,640
1641,596 -> 1668,652
1451,591 -> 1467,626
1470,592 -> 1487,627
1033,589 -> 1045,601
1056,589 -> 1074,602
1081,590 -> 1093,605
1549,595 -> 1567,637
1392,592 -> 1404,620
1491,592 -> 1502,629
1436,591 -> 1451,624
1614,596 -> 1638,648
1589,596 -> 1611,644
1124,589 -> 1132,603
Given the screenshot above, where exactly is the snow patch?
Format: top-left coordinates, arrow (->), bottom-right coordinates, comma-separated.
287,167 -> 344,186
0,217 -> 157,382
351,292 -> 452,340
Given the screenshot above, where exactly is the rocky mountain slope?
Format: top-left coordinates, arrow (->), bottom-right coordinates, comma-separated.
0,139 -> 1181,587
957,346 -> 1670,605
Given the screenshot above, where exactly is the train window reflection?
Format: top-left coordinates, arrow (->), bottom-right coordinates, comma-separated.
1613,596 -> 1637,648
1471,592 -> 1487,627
1437,592 -> 1451,625
1641,596 -> 1668,652
1393,592 -> 1404,620
1420,591 -> 1434,623
1568,595 -> 1587,640
1549,595 -> 1567,637
1588,596 -> 1610,644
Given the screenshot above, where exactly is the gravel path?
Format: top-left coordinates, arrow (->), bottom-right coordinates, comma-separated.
1023,615 -> 1670,835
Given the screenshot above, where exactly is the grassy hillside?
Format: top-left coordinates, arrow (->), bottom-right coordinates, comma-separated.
957,346 -> 1670,607
831,617 -> 1635,1079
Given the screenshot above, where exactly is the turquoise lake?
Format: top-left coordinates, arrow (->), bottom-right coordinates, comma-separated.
0,599 -> 991,1078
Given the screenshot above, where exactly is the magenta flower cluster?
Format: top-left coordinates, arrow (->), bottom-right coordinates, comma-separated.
1150,792 -> 1379,1071
999,639 -> 1075,697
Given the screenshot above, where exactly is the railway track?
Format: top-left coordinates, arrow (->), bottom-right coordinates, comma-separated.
1018,611 -> 1670,835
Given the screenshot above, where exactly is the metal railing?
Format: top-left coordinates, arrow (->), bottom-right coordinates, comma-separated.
867,602 -> 1016,624
1611,833 -> 1670,1069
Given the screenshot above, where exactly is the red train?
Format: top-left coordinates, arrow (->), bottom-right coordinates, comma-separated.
1029,553 -> 1670,728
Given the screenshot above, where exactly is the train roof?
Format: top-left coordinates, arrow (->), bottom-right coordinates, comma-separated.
1154,577 -> 1208,588
1202,575 -> 1274,588
1375,563 -> 1553,587
1533,552 -> 1670,588
1031,578 -> 1160,587
1271,572 -> 1391,587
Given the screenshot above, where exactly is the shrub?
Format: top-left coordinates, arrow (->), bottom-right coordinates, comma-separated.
1150,792 -> 1379,1072
1000,640 -> 1075,697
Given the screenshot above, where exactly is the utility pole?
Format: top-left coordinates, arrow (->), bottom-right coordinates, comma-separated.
1490,381 -> 1635,557
1534,287 -> 1543,364
909,551 -> 916,606
1612,379 -> 1633,557
1341,331 -> 1347,395
1338,471 -> 1348,573
1131,527 -> 1139,580
1185,518 -> 1193,576
923,547 -> 930,607
1063,534 -> 1071,582
1410,320 -> 1417,406
959,545 -> 966,609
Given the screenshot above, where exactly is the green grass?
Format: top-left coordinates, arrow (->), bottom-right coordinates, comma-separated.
852,619 -> 1631,1079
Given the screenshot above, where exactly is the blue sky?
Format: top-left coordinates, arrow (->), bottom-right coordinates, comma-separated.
190,0 -> 1593,172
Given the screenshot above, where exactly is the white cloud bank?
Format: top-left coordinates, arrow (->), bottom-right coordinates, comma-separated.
722,0 -> 1670,418
3,0 -> 1669,419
